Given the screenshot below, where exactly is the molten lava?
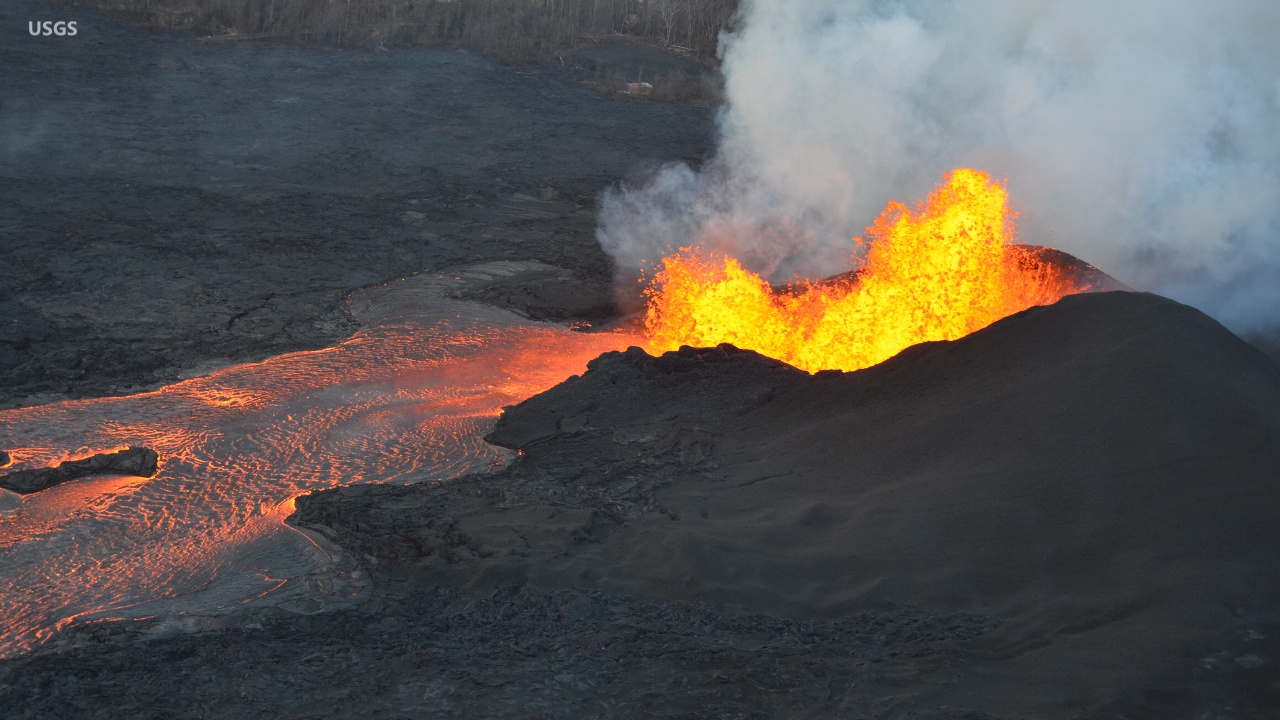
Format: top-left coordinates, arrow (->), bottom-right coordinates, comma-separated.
644,169 -> 1080,372
0,267 -> 642,659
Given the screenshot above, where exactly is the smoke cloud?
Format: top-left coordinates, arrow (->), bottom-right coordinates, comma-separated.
597,0 -> 1280,332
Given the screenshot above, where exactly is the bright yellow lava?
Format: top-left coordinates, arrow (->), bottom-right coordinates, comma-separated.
644,169 -> 1078,372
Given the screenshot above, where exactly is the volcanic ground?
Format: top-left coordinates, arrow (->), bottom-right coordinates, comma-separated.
3,2 -> 1280,719
6,289 -> 1279,719
0,0 -> 713,410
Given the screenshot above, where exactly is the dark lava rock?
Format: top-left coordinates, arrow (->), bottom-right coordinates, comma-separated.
0,450 -> 9,467
453,264 -> 617,323
0,0 -> 715,410
486,343 -> 807,450
0,447 -> 158,495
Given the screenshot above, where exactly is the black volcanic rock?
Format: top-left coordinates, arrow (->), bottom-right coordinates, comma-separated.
486,343 -> 807,450
0,447 -> 158,495
0,450 -> 9,467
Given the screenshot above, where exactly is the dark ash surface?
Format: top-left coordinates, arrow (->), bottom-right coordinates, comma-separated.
0,584 -> 990,720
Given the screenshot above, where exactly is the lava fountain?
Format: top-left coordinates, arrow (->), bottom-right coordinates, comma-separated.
644,169 -> 1083,372
0,263 -> 642,658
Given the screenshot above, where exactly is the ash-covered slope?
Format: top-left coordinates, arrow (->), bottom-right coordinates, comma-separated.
686,289 -> 1280,621
637,290 -> 1280,615
479,290 -> 1280,716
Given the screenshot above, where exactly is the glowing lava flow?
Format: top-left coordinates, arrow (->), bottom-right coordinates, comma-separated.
644,169 -> 1080,372
0,263 -> 641,658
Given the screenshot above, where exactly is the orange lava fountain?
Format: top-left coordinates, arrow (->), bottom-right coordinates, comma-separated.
644,169 -> 1080,372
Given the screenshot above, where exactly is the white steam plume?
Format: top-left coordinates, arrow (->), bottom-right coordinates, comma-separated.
597,0 -> 1280,332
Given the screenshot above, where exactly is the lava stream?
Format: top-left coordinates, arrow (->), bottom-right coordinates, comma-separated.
0,266 -> 641,658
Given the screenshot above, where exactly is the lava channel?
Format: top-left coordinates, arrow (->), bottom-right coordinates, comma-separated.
0,262 -> 641,658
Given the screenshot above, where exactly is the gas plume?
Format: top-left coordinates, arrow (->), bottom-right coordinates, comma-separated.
597,0 -> 1280,333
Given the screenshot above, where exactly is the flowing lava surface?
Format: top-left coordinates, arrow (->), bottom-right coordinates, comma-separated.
0,263 -> 641,658
645,169 -> 1081,372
